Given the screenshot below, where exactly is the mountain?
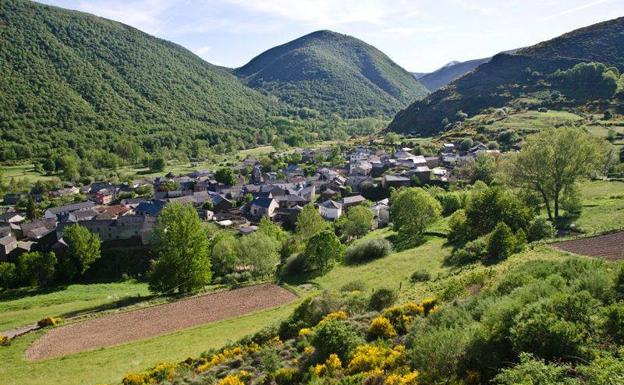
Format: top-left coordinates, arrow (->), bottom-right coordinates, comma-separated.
412,72 -> 427,79
235,30 -> 428,119
0,0 -> 280,160
417,58 -> 490,91
388,17 -> 624,136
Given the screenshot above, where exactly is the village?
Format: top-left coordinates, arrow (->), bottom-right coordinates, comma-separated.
0,139 -> 499,261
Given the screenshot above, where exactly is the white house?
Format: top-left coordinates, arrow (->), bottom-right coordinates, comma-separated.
319,200 -> 343,221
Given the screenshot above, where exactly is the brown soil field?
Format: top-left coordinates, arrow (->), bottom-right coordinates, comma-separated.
552,231 -> 624,260
25,283 -> 296,360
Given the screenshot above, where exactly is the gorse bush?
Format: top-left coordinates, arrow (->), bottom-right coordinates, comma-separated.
485,222 -> 516,263
410,270 -> 431,282
311,319 -> 362,362
343,238 -> 392,265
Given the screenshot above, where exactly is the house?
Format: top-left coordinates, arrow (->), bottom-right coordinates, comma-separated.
411,166 -> 431,184
0,211 -> 26,224
298,185 -> 316,202
349,161 -> 372,176
0,234 -> 17,260
319,200 -> 343,221
44,201 -> 96,220
49,186 -> 80,198
249,197 -> 279,220
67,209 -> 99,222
95,189 -> 113,205
321,188 -> 340,200
342,195 -> 367,210
274,194 -> 308,209
57,215 -> 156,245
371,199 -> 390,227
382,175 -> 411,189
19,219 -> 57,240
135,200 -> 167,216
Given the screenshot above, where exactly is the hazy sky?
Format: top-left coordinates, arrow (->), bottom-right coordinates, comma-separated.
37,0 -> 624,72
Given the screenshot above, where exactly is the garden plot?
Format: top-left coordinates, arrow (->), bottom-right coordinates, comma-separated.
552,231 -> 624,260
25,284 -> 296,360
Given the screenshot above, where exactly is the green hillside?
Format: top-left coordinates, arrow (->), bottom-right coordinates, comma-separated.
388,17 -> 624,135
418,58 -> 490,91
235,30 -> 428,119
0,0 -> 281,161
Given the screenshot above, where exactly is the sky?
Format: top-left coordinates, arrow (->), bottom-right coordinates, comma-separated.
37,0 -> 624,72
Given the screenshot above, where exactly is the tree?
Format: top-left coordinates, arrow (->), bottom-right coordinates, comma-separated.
296,204 -> 329,241
237,232 -> 280,277
338,205 -> 374,240
210,231 -> 239,277
63,224 -> 101,279
486,222 -> 516,262
149,203 -> 211,293
390,188 -> 442,247
465,185 -> 533,237
507,127 -> 604,221
25,195 -> 38,220
149,156 -> 166,172
215,168 -> 236,186
303,230 -> 344,274
57,154 -> 80,181
0,262 -> 17,289
17,251 -> 57,287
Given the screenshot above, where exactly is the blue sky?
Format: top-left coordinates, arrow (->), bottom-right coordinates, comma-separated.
37,0 -> 624,72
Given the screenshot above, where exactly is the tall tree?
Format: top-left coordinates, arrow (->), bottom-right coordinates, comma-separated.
507,127 -> 605,221
390,188 -> 442,247
303,230 -> 344,274
17,251 -> 57,287
149,203 -> 211,293
338,205 -> 374,240
63,224 -> 101,279
296,204 -> 329,241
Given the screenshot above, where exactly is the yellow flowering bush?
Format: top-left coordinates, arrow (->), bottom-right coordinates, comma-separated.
312,353 -> 342,377
217,374 -> 245,385
196,346 -> 246,373
37,316 -> 62,328
368,316 -> 397,340
303,346 -> 315,356
121,372 -> 149,385
298,327 -> 313,337
149,362 -> 177,382
382,299 -> 438,333
346,344 -> 406,374
385,371 -> 420,385
318,310 -> 348,325
0,335 -> 10,346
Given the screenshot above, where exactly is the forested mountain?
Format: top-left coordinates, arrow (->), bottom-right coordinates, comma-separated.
388,17 -> 624,136
0,0 -> 281,161
417,58 -> 490,91
235,30 -> 428,119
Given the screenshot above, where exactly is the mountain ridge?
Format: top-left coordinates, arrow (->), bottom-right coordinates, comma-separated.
235,30 -> 428,118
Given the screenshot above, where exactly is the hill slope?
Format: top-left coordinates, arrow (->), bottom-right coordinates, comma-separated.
388,17 -> 624,135
417,58 -> 490,91
235,30 -> 428,119
0,0 -> 280,160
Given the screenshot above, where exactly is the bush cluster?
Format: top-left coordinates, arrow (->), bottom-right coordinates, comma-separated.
343,238 -> 392,265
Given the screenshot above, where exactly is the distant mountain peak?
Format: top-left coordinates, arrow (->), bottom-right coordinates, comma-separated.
235,31 -> 428,118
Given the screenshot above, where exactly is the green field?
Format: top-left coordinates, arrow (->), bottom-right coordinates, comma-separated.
0,281 -> 151,331
575,179 -> 624,233
0,304 -> 295,385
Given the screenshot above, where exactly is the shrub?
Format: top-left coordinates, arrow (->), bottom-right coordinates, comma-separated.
436,192 -> 464,217
514,229 -> 527,253
274,367 -> 299,385
447,210 -> 472,245
485,223 -> 516,263
0,262 -> 17,289
343,238 -> 392,265
368,316 -> 397,340
341,280 -> 368,292
410,270 -> 431,283
369,287 -> 398,311
37,316 -> 62,328
0,335 -> 10,346
447,236 -> 487,266
603,303 -> 624,344
311,319 -> 362,362
527,218 -> 556,242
